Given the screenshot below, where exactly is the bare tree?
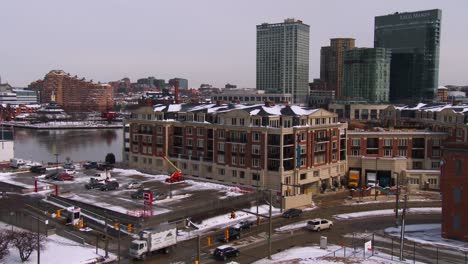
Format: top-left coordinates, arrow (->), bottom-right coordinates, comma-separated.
8,230 -> 46,262
0,231 -> 10,261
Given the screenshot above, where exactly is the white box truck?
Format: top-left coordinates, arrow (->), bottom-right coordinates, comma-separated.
129,225 -> 177,260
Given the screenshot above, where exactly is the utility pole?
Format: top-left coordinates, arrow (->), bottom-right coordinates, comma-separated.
118,223 -> 121,264
196,235 -> 200,264
54,153 -> 59,173
395,172 -> 399,226
399,190 -> 408,261
268,190 -> 272,260
37,216 -> 40,264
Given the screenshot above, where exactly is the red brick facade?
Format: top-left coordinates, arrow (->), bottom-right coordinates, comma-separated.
441,143 -> 468,242
29,70 -> 114,113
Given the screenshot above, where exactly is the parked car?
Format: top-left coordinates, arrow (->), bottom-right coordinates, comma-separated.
281,208 -> 303,218
45,172 -> 58,180
152,192 -> 167,201
127,182 -> 142,189
218,228 -> 241,243
213,245 -> 240,261
232,220 -> 254,231
306,219 -> 333,232
83,161 -> 98,170
63,169 -> 77,175
131,189 -> 152,199
54,172 -> 74,181
100,181 -> 119,191
30,165 -> 47,174
85,179 -> 105,190
63,162 -> 75,170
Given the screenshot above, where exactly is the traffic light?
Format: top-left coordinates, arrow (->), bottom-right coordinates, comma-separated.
114,222 -> 119,230
256,216 -> 261,225
224,229 -> 229,241
127,224 -> 132,233
230,211 -> 236,219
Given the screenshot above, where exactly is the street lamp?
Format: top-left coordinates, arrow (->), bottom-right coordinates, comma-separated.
393,172 -> 399,226
54,153 -> 59,173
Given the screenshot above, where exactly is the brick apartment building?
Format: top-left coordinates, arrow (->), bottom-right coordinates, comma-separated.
29,70 -> 114,113
348,130 -> 447,190
123,102 -> 347,208
441,142 -> 468,242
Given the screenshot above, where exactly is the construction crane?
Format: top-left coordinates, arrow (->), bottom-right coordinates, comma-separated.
158,153 -> 184,183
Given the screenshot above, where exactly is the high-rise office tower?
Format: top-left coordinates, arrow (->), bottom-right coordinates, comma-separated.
342,48 -> 391,102
375,9 -> 442,103
320,38 -> 356,99
256,18 -> 310,104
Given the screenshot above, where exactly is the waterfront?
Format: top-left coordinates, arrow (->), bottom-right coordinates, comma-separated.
12,127 -> 123,163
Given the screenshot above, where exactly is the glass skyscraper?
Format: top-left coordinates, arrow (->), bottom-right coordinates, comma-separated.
256,19 -> 310,104
374,9 -> 442,103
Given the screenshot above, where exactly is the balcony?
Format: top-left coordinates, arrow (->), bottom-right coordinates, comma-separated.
226,137 -> 248,144
315,136 -> 330,142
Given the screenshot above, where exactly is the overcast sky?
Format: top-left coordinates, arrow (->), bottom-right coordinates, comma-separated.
1,0 -> 467,88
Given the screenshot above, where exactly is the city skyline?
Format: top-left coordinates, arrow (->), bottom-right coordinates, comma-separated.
1,0 -> 467,88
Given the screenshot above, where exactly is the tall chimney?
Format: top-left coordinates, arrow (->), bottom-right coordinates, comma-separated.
174,80 -> 179,104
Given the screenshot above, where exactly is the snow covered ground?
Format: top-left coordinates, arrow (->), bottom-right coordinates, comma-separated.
334,207 -> 441,220
385,224 -> 468,251
252,245 -> 423,264
177,204 -> 282,241
0,222 -> 115,264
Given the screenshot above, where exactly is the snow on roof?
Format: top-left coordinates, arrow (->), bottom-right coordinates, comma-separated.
153,105 -> 166,112
261,105 -> 283,115
250,109 -> 260,115
167,104 -> 182,112
290,105 -> 319,115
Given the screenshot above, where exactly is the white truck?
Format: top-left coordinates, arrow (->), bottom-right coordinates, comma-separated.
366,172 -> 377,187
90,171 -> 111,182
129,225 -> 177,260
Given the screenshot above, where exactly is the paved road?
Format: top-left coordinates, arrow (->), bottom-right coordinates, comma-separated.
141,200 -> 443,264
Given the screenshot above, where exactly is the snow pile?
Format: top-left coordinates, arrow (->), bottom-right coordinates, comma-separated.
0,172 -> 31,188
0,222 -> 115,264
385,224 -> 468,251
177,204 -> 281,241
252,245 -> 415,264
275,221 -> 308,232
334,207 -> 441,220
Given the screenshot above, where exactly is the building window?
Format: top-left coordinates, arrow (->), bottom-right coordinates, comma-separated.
218,168 -> 225,175
412,162 -> 423,170
186,139 -> 192,147
398,139 -> 408,146
432,149 -> 440,157
252,145 -> 260,155
218,130 -> 225,139
239,156 -> 245,166
133,135 -> 138,142
132,145 -> 139,152
351,150 -> 360,156
398,149 -> 407,157
431,162 -> 440,169
232,170 -> 237,177
332,152 -> 337,160
384,149 -> 392,157
157,126 -> 163,134
232,144 -> 238,153
132,156 -> 138,162
232,156 -> 237,165
433,139 -> 440,146
198,128 -> 203,136
253,132 -> 260,142
428,178 -> 438,185
239,145 -> 245,153
453,214 -> 461,230
409,178 -> 419,185
313,171 -> 319,177
453,188 -> 462,203
186,127 -> 192,135
252,158 -> 260,167
252,173 -> 260,181
218,142 -> 225,152
192,164 -> 198,170
218,154 -> 224,163
197,139 -> 204,148
455,160 -> 462,176
300,173 -> 307,180
332,142 -> 337,149
351,139 -> 360,146
384,139 -> 392,146
240,118 -> 245,126
232,118 -> 237,125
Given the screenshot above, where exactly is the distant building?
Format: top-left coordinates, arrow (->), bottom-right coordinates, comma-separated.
441,142 -> 468,242
28,70 -> 114,113
211,89 -> 292,105
0,83 -> 38,105
328,102 -> 390,121
320,38 -> 356,99
309,79 -> 327,91
342,48 -> 391,102
375,9 -> 442,103
169,78 -> 188,90
309,90 -> 335,108
257,18 -> 310,104
437,86 -> 449,102
225,83 -> 237,89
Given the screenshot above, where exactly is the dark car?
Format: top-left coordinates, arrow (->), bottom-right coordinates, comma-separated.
83,161 -> 98,170
232,220 -> 254,231
85,180 -> 105,190
281,208 -> 303,218
30,165 -> 47,174
218,228 -> 240,243
131,189 -> 152,199
152,192 -> 167,201
45,172 -> 58,180
213,245 -> 240,261
97,163 -> 113,171
100,181 -> 119,191
54,172 -> 74,181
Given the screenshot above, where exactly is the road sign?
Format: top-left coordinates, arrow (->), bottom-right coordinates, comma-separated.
143,192 -> 153,205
